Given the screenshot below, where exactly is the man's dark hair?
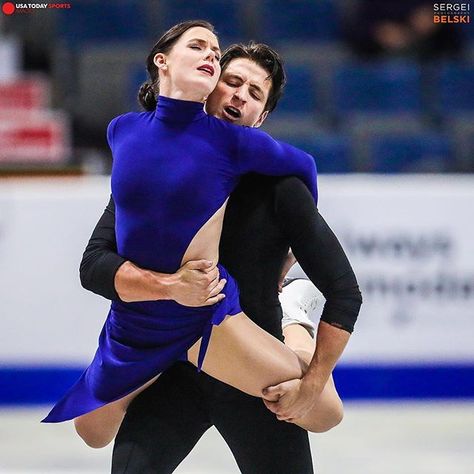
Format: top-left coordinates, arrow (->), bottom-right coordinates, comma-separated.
220,42 -> 286,113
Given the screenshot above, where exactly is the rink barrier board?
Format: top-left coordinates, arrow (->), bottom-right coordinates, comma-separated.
1,364 -> 474,405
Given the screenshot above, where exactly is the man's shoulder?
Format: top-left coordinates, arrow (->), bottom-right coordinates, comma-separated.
235,173 -> 276,193
229,176 -> 310,218
273,176 -> 309,196
272,176 -> 314,216
235,174 -> 306,195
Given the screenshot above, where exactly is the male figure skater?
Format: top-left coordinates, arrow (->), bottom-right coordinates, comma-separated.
81,42 -> 362,473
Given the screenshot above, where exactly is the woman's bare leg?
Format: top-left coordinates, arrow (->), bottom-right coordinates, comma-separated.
188,312 -> 308,397
188,313 -> 342,433
75,310 -> 306,449
283,323 -> 343,432
75,313 -> 340,448
74,375 -> 159,448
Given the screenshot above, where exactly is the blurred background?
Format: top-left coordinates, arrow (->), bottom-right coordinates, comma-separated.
0,0 -> 473,473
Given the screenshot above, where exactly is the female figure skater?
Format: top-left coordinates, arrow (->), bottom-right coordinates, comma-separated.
43,20 -> 320,448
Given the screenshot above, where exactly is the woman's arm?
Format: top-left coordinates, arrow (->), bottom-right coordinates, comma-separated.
238,128 -> 318,204
79,196 -> 226,305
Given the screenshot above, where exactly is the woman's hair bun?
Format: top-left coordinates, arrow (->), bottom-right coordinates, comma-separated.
138,82 -> 157,111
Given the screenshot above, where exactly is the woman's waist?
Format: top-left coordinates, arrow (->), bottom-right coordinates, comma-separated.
117,236 -> 220,275
110,263 -> 237,321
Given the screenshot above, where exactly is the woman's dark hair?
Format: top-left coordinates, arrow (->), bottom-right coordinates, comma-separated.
139,20 -> 216,111
219,42 -> 286,113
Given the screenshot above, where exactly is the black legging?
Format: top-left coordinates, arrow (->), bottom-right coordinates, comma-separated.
112,362 -> 313,474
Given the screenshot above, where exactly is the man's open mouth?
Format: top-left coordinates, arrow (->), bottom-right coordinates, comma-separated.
223,106 -> 241,119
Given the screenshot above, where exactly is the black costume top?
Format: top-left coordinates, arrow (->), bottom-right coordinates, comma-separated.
81,174 -> 362,336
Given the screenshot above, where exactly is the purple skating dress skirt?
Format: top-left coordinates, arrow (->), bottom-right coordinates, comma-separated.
42,263 -> 241,423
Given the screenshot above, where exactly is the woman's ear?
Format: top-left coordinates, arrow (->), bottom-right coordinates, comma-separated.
154,53 -> 168,70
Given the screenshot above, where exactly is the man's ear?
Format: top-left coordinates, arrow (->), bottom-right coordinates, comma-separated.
254,110 -> 269,128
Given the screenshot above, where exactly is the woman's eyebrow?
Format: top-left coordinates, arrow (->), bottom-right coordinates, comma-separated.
188,38 -> 221,55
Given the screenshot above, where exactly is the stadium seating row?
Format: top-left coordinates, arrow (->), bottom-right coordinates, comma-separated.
271,61 -> 474,118
128,59 -> 474,118
37,1 -> 474,173
56,0 -> 474,46
56,0 -> 343,46
79,56 -> 471,173
273,132 -> 456,174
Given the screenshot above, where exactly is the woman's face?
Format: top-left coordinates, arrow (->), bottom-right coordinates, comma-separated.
155,27 -> 221,101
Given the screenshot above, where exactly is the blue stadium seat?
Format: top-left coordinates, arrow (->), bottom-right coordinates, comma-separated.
58,0 -> 147,47
461,22 -> 474,44
370,134 -> 452,173
261,0 -> 340,43
437,63 -> 474,115
276,65 -> 317,114
161,0 -> 245,44
312,134 -> 352,173
334,61 -> 422,115
279,134 -> 352,173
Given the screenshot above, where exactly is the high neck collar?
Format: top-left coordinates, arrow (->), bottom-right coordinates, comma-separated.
154,95 -> 206,123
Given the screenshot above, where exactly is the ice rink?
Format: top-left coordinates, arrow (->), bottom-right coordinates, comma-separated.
1,401 -> 473,474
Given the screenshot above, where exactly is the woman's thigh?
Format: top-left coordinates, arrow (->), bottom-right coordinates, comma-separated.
187,312 -> 307,397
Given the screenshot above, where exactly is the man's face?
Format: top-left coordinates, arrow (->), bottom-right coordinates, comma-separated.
206,58 -> 272,128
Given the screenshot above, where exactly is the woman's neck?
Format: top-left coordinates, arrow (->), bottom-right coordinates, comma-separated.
158,83 -> 207,103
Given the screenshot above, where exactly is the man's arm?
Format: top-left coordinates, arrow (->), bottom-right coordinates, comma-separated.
80,196 -> 226,306
80,196 -> 125,300
262,177 -> 362,417
275,178 -> 362,326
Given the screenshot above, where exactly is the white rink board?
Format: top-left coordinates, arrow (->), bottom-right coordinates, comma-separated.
291,175 -> 474,364
0,177 -> 110,365
0,175 -> 473,365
